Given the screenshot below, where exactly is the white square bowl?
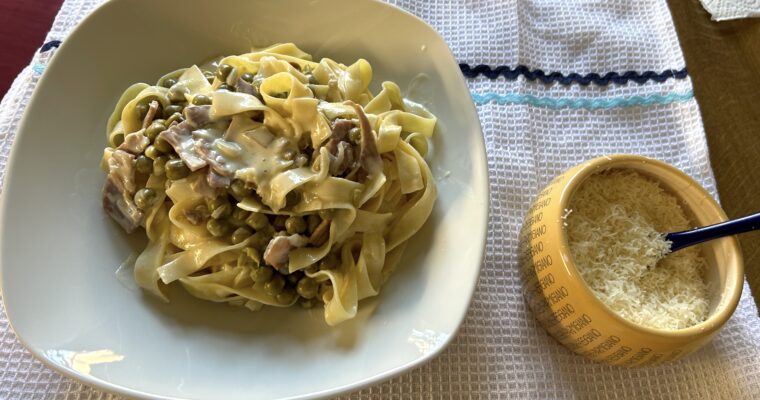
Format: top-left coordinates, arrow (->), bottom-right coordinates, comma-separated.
0,0 -> 488,398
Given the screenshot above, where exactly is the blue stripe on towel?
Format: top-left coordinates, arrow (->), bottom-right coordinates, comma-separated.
470,90 -> 694,109
39,40 -> 62,53
460,64 -> 688,86
32,63 -> 46,75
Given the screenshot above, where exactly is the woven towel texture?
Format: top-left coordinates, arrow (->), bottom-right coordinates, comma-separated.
0,0 -> 758,398
699,0 -> 760,21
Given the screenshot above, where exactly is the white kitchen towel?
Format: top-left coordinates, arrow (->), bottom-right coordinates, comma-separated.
700,0 -> 760,21
1,0 -> 759,399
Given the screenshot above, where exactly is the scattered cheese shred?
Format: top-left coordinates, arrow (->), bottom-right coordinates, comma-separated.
566,169 -> 709,330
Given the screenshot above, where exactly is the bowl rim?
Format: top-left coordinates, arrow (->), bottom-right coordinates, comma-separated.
553,154 -> 744,340
0,0 -> 489,398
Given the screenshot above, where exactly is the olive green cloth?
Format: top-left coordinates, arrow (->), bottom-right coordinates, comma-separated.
668,0 -> 760,311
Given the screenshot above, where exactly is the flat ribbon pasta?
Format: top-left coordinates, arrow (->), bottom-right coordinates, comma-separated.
102,43 -> 438,326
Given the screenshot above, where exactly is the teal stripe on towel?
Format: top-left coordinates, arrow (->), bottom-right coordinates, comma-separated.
32,63 -> 46,75
471,90 -> 693,109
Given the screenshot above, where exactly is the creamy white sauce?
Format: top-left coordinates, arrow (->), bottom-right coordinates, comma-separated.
115,253 -> 139,291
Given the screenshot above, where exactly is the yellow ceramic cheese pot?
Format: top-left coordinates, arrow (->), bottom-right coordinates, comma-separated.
518,154 -> 744,366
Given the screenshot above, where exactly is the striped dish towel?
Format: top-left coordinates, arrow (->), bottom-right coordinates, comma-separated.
0,0 -> 758,398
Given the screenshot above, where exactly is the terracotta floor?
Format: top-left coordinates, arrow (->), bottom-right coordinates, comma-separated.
0,0 -> 64,97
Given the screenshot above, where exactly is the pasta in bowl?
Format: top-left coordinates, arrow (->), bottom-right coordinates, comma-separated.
101,43 -> 437,326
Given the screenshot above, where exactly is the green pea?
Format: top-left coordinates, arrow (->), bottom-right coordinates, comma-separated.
276,288 -> 296,304
144,145 -> 161,160
229,207 -> 250,227
206,218 -> 231,237
207,196 -> 226,211
153,155 -> 168,176
300,298 -> 316,308
271,92 -> 289,99
230,227 -> 252,244
145,121 -> 166,141
217,83 -> 233,92
111,133 -> 125,148
319,283 -> 333,301
165,112 -> 183,126
296,276 -> 318,299
154,104 -> 164,119
348,128 -> 361,144
305,264 -> 318,274
306,214 -> 321,234
274,230 -> 288,238
192,94 -> 212,106
135,103 -> 149,120
282,150 -> 296,161
211,203 -> 232,219
261,224 -> 277,237
216,64 -> 233,81
187,204 -> 209,225
165,159 -> 190,180
295,153 -> 309,168
246,213 -> 270,231
285,216 -> 306,235
252,266 -> 274,283
168,86 -> 188,103
248,231 -> 270,251
154,137 -> 173,154
229,179 -> 252,198
227,66 -> 238,84
163,104 -> 184,119
239,252 -> 256,266
160,77 -> 177,88
243,246 -> 257,256
237,246 -> 259,268
286,271 -> 303,285
264,274 -> 285,296
134,188 -> 157,210
272,215 -> 288,231
319,253 -> 338,270
241,72 -> 255,83
135,155 -> 153,175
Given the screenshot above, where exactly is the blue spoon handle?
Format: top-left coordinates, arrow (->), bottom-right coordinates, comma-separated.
665,211 -> 760,252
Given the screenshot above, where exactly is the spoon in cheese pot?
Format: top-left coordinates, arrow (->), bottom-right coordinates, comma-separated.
665,211 -> 760,253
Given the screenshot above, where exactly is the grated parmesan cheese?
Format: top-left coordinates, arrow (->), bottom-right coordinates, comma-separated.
566,169 -> 709,330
